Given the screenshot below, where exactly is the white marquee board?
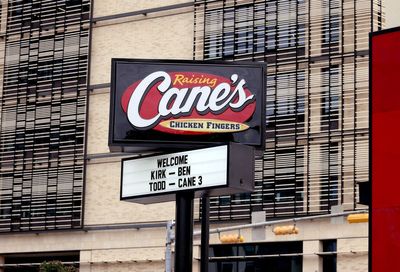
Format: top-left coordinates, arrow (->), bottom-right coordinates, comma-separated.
121,145 -> 228,199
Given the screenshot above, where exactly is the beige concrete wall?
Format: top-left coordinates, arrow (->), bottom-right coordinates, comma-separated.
85,2 -> 194,227
206,218 -> 368,272
80,248 -> 165,272
0,217 -> 367,271
0,228 -> 168,271
93,0 -> 192,18
87,90 -> 110,155
0,228 -> 166,254
84,160 -> 175,225
90,12 -> 194,85
337,238 -> 368,272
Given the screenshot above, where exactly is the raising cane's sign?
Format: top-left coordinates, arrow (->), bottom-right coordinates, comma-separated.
109,59 -> 265,151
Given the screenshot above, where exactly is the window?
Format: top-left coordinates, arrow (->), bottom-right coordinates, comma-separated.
204,9 -> 223,59
266,25 -> 276,50
321,0 -> 340,53
322,240 -> 337,272
322,14 -> 340,44
209,242 -> 303,272
276,73 -> 296,115
3,252 -> 79,272
320,142 -> 339,210
232,193 -> 251,205
254,26 -> 265,53
278,25 -> 297,48
235,5 -> 254,55
267,71 -> 306,137
321,66 -> 340,131
204,1 -> 306,59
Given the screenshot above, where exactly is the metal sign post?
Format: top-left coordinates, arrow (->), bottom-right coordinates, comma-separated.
200,196 -> 210,272
175,191 -> 195,272
119,144 -> 254,271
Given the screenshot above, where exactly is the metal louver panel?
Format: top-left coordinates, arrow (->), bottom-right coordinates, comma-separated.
194,0 -> 382,221
0,0 -> 90,232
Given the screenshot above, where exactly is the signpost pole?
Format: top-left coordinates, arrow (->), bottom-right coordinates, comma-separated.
200,195 -> 210,272
175,191 -> 195,272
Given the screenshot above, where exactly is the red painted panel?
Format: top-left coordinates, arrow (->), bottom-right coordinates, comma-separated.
372,28 -> 400,272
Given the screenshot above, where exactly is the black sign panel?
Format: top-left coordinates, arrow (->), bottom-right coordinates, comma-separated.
109,59 -> 265,151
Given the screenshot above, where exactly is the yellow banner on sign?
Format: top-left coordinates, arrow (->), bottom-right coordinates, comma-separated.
159,119 -> 249,133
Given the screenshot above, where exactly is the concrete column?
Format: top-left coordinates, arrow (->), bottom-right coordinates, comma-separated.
330,205 -> 345,224
79,250 -> 92,272
193,245 -> 200,272
303,240 -> 322,272
0,256 -> 5,272
251,211 -> 266,241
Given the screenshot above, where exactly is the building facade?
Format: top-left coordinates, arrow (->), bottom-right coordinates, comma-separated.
195,0 -> 379,221
0,0 -> 383,271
